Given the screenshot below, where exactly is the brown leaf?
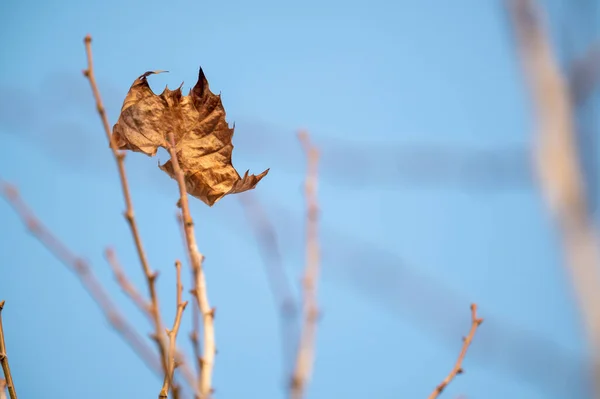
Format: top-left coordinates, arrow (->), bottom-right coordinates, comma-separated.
112,68 -> 269,206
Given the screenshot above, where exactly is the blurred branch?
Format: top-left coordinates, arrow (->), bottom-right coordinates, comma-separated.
290,131 -> 321,399
0,378 -> 6,399
82,35 -> 171,396
0,301 -> 17,399
105,247 -> 152,320
0,181 -> 161,375
428,304 -> 483,399
237,192 -> 587,396
239,193 -> 299,373
239,193 -> 297,321
507,0 -> 600,395
166,132 -> 215,398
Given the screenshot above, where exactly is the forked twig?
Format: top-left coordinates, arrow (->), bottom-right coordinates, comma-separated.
0,182 -> 160,375
428,304 -> 483,399
82,35 -> 171,396
0,301 -> 17,399
290,131 -> 321,399
106,248 -> 197,397
166,132 -> 215,398
160,261 -> 188,399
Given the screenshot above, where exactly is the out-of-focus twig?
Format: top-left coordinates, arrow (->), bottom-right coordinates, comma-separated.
507,1 -> 600,396
0,301 -> 17,399
0,182 -> 161,375
239,194 -> 297,313
166,132 -> 215,398
105,248 -> 152,320
82,35 -> 171,396
0,378 -> 7,399
0,378 -> 6,399
428,304 -> 483,399
239,193 -> 299,373
160,260 -> 188,399
290,131 -> 321,399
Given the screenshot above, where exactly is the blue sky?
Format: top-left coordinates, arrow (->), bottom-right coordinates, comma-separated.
0,0 -> 598,398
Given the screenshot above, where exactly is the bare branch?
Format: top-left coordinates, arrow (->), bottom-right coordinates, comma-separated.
290,131 -> 321,399
507,1 -> 600,395
428,304 -> 483,399
0,301 -> 17,399
82,35 -> 170,396
0,182 -> 161,375
165,132 -> 215,398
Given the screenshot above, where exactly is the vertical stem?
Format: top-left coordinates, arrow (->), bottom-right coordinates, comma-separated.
507,1 -> 600,395
290,132 -> 321,399
165,133 -> 215,398
82,35 -> 170,396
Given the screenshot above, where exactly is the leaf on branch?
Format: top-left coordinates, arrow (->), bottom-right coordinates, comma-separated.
112,68 -> 269,206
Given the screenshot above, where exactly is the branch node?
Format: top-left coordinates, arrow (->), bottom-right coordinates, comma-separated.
123,210 -> 134,222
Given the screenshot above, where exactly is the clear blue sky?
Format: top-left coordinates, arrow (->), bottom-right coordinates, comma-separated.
0,0 -> 598,398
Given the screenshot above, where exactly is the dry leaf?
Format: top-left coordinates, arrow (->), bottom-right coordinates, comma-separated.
112,68 -> 269,206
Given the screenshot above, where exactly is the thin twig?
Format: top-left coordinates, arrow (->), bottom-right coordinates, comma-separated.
105,248 -> 152,320
428,304 -> 483,399
166,133 -> 215,398
82,34 -> 170,396
160,261 -> 189,399
0,182 -> 161,375
507,1 -> 600,395
0,301 -> 17,399
290,131 -> 321,399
